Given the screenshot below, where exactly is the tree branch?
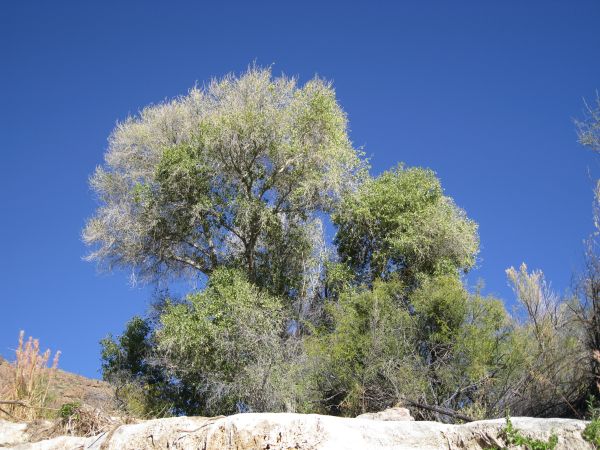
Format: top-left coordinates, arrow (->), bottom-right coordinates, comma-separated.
403,399 -> 474,422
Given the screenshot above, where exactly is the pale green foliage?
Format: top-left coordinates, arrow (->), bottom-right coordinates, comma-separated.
506,264 -> 566,346
306,278 -> 418,415
155,268 -> 306,415
504,263 -> 588,417
84,65 -> 365,292
576,95 -> 600,153
333,165 -> 479,284
158,268 -> 284,374
575,95 -> 600,410
501,414 -> 558,450
583,414 -> 600,448
307,275 -> 512,418
410,277 -> 513,419
92,81 -> 600,420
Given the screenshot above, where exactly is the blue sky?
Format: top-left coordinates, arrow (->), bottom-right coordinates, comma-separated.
1,1 -> 600,378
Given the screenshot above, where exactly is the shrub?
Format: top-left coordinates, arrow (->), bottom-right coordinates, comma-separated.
101,268 -> 308,416
306,276 -> 512,419
58,401 -> 81,421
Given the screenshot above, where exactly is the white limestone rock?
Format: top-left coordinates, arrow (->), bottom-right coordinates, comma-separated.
356,407 -> 414,421
3,414 -> 593,450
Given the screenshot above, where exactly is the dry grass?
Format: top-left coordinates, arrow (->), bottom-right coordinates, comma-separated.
0,331 -> 60,421
48,403 -> 128,438
23,404 -> 135,442
0,332 -> 129,442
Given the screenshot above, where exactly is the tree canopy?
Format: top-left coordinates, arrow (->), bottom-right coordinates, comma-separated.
84,66 -> 365,294
333,165 -> 479,285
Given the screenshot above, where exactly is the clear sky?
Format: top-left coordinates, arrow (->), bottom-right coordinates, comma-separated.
2,1 -> 600,379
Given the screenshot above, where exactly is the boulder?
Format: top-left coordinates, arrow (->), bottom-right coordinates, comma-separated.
0,419 -> 28,447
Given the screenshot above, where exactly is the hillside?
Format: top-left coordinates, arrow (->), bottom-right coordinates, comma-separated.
0,356 -> 116,414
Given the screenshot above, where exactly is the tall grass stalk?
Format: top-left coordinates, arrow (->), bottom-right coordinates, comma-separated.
0,331 -> 60,421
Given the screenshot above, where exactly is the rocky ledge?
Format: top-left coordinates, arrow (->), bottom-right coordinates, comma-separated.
0,412 -> 591,449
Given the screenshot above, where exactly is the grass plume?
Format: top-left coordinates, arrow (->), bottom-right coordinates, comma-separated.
0,330 -> 60,421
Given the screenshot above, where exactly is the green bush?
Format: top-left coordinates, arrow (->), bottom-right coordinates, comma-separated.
583,418 -> 600,448
583,397 -> 600,448
306,275 -> 512,418
502,415 -> 558,450
58,402 -> 81,421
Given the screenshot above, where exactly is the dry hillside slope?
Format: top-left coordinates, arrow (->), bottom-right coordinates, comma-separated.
0,356 -> 116,414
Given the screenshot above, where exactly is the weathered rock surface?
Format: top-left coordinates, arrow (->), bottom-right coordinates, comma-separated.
0,421 -> 28,447
1,414 -> 592,449
356,407 -> 414,421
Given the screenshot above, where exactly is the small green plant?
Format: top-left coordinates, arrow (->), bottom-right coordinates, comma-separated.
583,418 -> 600,448
58,402 -> 81,421
505,418 -> 558,450
502,414 -> 558,450
484,413 -> 558,450
583,396 -> 600,448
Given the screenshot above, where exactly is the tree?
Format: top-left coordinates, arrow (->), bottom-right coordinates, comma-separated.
333,165 -> 479,286
574,241 -> 600,402
100,317 -> 177,417
92,65 -> 540,422
84,65 -> 365,297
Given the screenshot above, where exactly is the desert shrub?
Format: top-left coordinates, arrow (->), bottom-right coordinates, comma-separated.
58,401 -> 81,420
305,277 -> 417,415
582,397 -> 600,448
0,331 -> 60,421
156,267 -> 293,415
503,264 -> 588,417
101,268 -> 314,416
306,275 -> 513,419
584,418 -> 600,448
100,317 -> 175,418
